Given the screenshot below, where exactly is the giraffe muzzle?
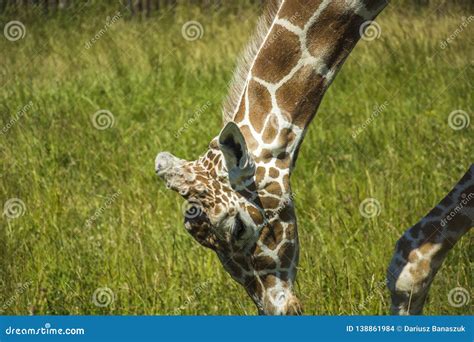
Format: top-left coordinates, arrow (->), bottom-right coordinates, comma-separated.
155,151 -> 192,195
155,152 -> 180,176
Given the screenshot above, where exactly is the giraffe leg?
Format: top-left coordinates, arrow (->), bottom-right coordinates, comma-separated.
387,165 -> 474,315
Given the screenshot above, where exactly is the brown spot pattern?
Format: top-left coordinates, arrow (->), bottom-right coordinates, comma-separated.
253,26 -> 301,83
278,0 -> 323,28
276,65 -> 325,128
248,79 -> 272,133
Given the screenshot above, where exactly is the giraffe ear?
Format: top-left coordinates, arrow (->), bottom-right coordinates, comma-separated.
218,122 -> 255,188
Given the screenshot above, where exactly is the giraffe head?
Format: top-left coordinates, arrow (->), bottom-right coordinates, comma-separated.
155,122 -> 301,315
153,0 -> 390,315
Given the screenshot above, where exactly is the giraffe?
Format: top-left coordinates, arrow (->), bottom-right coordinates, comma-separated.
155,0 -> 389,315
387,165 -> 473,315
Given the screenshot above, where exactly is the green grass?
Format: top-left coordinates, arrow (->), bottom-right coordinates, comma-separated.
0,3 -> 472,315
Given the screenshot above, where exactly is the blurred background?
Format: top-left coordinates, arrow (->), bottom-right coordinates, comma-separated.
0,0 -> 472,315
0,0 -> 473,15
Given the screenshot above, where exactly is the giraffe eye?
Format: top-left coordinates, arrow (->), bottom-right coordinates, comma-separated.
232,216 -> 245,240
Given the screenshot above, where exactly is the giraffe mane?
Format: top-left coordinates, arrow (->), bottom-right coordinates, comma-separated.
222,0 -> 282,125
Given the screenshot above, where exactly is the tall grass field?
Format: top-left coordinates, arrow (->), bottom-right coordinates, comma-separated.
0,2 -> 472,315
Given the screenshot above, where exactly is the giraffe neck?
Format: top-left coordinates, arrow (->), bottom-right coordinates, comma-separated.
388,165 -> 473,314
232,0 -> 389,169
397,165 -> 474,258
